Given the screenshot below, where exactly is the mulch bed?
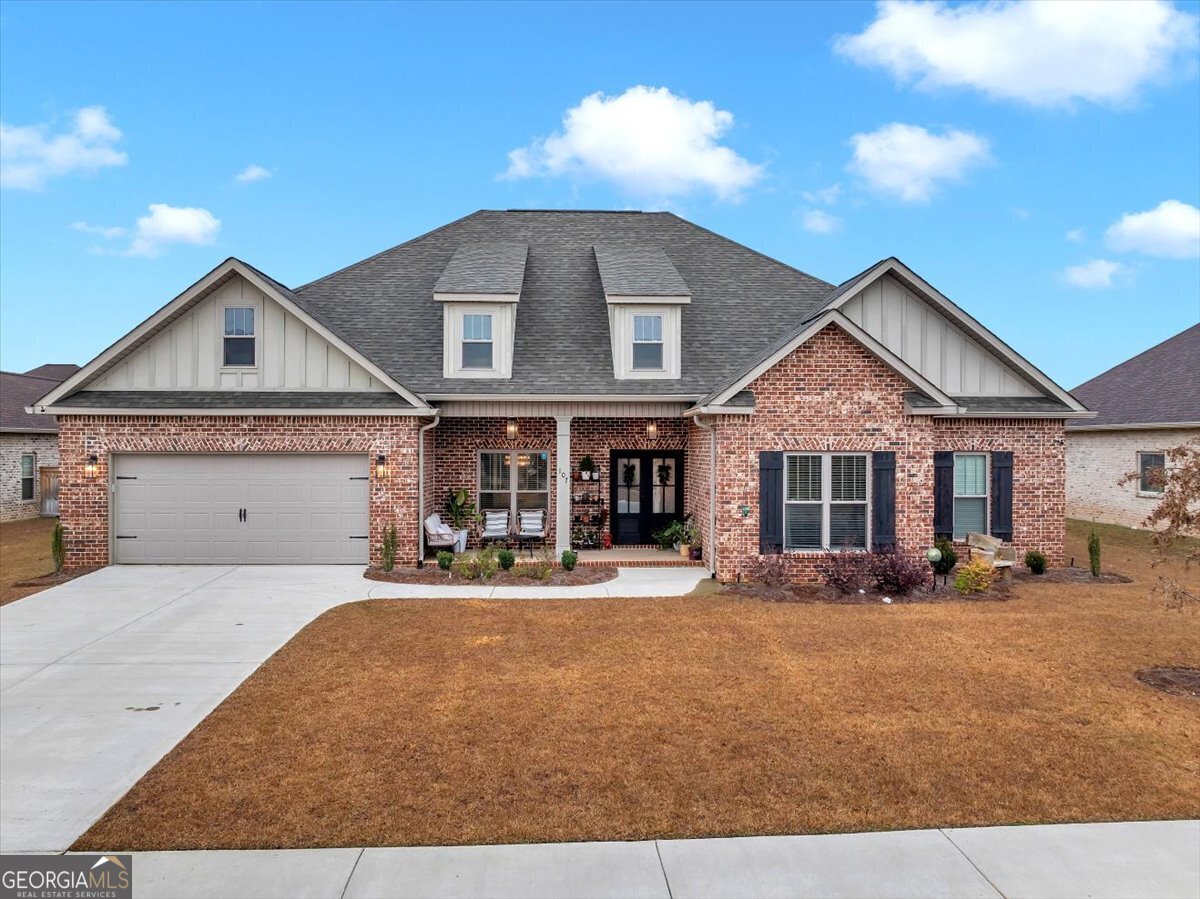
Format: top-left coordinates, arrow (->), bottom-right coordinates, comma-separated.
365,566 -> 617,587
1013,566 -> 1133,584
723,579 -> 1012,604
11,567 -> 103,591
1135,667 -> 1200,699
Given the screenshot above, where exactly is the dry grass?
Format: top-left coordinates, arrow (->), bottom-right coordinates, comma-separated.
0,517 -> 58,605
76,520 -> 1200,851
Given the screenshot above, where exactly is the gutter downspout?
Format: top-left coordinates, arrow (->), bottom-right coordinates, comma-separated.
416,411 -> 441,567
692,413 -> 718,579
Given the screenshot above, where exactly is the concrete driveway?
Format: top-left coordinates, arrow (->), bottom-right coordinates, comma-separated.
0,564 -> 706,853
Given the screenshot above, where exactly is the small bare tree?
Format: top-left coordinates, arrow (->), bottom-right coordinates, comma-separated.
1122,438 -> 1200,610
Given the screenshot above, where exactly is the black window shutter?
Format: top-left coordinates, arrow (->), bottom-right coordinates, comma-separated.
871,452 -> 896,551
759,452 -> 783,554
991,451 -> 1014,541
933,451 -> 954,541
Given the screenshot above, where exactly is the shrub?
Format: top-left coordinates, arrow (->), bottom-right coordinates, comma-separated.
436,550 -> 454,572
870,550 -> 929,595
744,553 -> 788,587
51,523 -> 65,574
954,559 -> 994,594
814,551 -> 872,594
561,549 -> 577,571
381,524 -> 397,572
464,545 -> 498,580
932,538 -> 957,575
1088,526 -> 1101,577
524,547 -> 555,580
1024,550 -> 1047,575
498,548 -> 515,571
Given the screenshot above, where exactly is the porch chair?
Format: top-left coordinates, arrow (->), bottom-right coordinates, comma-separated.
424,514 -> 466,556
515,509 -> 547,558
480,509 -> 511,548
966,532 -> 1016,579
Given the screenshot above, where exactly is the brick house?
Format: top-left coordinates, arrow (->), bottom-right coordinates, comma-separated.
31,211 -> 1092,580
1066,324 -> 1199,530
1,364 -> 79,521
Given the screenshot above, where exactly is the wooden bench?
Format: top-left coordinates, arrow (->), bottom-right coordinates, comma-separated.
966,532 -> 1016,579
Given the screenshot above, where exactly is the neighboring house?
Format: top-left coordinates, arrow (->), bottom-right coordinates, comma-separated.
1,364 -> 80,521
1066,324 -> 1200,530
31,211 -> 1092,579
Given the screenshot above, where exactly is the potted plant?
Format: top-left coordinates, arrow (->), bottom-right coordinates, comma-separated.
579,455 -> 595,481
679,521 -> 700,558
688,531 -> 703,561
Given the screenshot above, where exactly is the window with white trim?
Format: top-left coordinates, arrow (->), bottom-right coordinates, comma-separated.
19,453 -> 35,502
462,313 -> 494,369
223,307 -> 256,367
632,314 -> 664,371
953,453 -> 988,540
784,453 -> 869,550
1137,452 -> 1166,495
479,450 -> 549,520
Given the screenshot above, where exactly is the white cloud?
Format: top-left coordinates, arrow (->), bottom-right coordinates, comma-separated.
234,164 -> 272,184
70,220 -> 126,239
0,106 -> 128,189
801,209 -> 843,234
846,123 -> 990,203
1105,199 -> 1200,259
802,183 -> 842,206
502,85 -> 764,201
1066,227 -> 1086,243
127,204 -> 221,257
1061,258 -> 1124,288
835,0 -> 1198,108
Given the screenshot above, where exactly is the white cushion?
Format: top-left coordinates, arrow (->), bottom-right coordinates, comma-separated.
424,514 -> 443,531
518,510 -> 544,535
483,511 -> 509,535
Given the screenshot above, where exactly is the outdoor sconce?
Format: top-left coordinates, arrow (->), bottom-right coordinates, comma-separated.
375,454 -> 387,479
506,418 -> 519,440
646,420 -> 658,440
84,454 -> 99,478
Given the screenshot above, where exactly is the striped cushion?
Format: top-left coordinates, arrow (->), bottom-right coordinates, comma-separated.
518,510 -> 545,535
483,511 -> 509,536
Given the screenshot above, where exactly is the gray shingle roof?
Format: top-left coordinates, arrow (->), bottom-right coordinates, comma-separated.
904,391 -> 1074,415
24,363 -> 80,381
1,368 -> 76,432
55,391 -> 415,410
295,210 -> 833,396
434,241 -> 528,295
593,245 -> 690,297
1068,324 -> 1200,428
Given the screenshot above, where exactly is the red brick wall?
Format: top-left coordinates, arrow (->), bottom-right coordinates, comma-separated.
685,420 -> 714,563
709,325 -> 1067,582
56,415 -> 420,569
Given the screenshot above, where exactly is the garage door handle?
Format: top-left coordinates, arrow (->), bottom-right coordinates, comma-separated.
238,508 -> 246,522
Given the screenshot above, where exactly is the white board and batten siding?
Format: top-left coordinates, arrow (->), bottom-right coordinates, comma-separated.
841,274 -> 1040,397
83,274 -> 389,392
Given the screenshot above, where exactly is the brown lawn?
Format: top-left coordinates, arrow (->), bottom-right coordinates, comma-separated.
0,517 -> 59,605
76,519 -> 1200,851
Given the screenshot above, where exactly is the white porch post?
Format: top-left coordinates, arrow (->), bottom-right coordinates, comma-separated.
555,415 -> 573,553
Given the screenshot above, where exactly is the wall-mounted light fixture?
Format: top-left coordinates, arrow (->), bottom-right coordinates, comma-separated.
84,454 -> 99,478
506,418 -> 519,440
646,420 -> 658,441
375,454 -> 387,479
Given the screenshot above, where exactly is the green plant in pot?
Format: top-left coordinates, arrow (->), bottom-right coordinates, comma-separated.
445,488 -> 478,531
579,455 -> 595,481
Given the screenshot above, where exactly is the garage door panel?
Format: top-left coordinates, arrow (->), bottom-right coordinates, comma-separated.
113,454 -> 368,565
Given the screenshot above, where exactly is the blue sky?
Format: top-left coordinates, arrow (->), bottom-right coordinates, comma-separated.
2,0 -> 1198,389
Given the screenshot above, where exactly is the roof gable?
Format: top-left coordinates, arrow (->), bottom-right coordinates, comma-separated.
1,370 -> 69,432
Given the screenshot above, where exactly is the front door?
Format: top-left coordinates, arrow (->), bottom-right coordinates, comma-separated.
609,450 -> 684,545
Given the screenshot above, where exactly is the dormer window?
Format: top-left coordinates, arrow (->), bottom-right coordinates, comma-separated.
632,314 -> 664,371
223,307 -> 255,367
462,313 -> 494,369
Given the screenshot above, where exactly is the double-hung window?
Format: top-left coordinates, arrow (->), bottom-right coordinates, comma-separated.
462,313 -> 494,369
479,450 -> 549,519
19,453 -> 35,501
1137,452 -> 1166,495
953,453 -> 988,540
632,314 -> 664,371
783,453 -> 869,550
223,307 -> 256,366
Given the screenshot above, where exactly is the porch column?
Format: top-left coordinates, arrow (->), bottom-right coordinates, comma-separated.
555,415 -> 572,553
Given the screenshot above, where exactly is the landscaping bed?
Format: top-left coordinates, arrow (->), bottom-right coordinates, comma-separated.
723,579 -> 1011,604
365,565 -> 617,587
1,517 -> 65,605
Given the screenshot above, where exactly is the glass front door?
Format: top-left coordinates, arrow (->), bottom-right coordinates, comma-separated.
609,450 -> 684,545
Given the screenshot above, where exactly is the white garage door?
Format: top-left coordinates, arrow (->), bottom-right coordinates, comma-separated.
112,454 -> 369,564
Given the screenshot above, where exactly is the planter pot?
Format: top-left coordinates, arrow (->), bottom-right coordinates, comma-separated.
689,546 -> 702,561
679,543 -> 690,558
572,471 -> 581,481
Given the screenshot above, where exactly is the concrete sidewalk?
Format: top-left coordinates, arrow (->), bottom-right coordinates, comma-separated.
106,820 -> 1199,899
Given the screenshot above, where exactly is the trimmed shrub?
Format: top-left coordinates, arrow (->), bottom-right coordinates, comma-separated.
525,547 -> 555,580
1088,527 -> 1101,577
870,551 -> 929,595
498,549 -> 515,571
814,551 -> 872,594
436,550 -> 454,572
1024,550 -> 1047,575
744,553 -> 788,587
51,522 -> 65,574
932,538 -> 957,575
381,524 -> 397,572
560,549 -> 578,571
954,559 -> 994,594
461,545 -> 498,580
